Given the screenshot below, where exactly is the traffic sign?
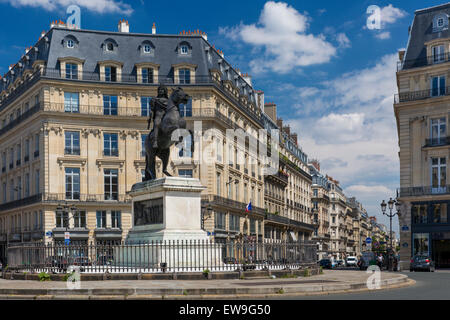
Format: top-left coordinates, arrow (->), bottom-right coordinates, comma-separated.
64,239 -> 71,245
366,237 -> 372,244
45,231 -> 53,237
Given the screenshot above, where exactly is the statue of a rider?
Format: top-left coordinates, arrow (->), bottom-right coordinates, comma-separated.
147,83 -> 169,149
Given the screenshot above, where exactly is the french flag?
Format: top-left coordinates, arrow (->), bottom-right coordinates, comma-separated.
246,201 -> 252,213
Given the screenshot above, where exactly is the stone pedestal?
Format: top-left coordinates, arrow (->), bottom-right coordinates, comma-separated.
127,177 -> 209,243
118,177 -> 222,270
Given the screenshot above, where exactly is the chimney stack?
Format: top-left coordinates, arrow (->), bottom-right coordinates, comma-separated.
118,19 -> 129,33
277,118 -> 283,129
310,159 -> 320,172
291,133 -> 298,145
243,73 -> 252,86
152,22 -> 156,34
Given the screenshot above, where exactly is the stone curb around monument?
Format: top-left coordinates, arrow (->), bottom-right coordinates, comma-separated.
0,274 -> 412,299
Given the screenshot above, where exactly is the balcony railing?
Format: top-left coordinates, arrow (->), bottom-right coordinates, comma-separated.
398,186 -> 450,197
64,147 -> 81,156
398,53 -> 450,71
424,136 -> 450,148
0,67 -> 263,127
395,87 -> 450,103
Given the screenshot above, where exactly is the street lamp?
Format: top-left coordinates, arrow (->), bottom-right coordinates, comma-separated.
380,198 -> 399,271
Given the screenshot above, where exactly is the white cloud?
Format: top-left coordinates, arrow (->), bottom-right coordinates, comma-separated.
375,31 -> 391,40
0,0 -> 133,15
336,33 -> 351,48
219,1 -> 337,74
380,4 -> 407,25
284,53 -> 399,203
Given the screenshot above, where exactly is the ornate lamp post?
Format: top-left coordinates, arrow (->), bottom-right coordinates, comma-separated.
380,198 -> 399,271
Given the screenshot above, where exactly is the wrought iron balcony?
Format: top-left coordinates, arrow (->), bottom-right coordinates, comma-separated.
398,53 -> 450,71
64,147 -> 81,156
0,67 -> 263,127
395,87 -> 450,103
398,186 -> 450,197
424,136 -> 450,148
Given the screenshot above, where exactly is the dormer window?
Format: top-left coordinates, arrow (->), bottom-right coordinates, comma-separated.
105,66 -> 117,82
181,45 -> 188,55
67,40 -> 74,48
433,13 -> 449,32
106,43 -> 114,52
144,45 -> 151,53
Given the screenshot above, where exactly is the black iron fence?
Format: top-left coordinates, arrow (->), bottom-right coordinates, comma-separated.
7,240 -> 317,274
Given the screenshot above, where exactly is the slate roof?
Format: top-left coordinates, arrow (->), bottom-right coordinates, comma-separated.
1,27 -> 255,102
403,2 -> 450,69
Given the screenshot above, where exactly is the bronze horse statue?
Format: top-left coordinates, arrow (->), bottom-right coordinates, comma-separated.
144,87 -> 194,181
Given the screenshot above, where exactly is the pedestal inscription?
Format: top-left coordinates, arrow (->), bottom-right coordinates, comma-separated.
134,198 -> 164,226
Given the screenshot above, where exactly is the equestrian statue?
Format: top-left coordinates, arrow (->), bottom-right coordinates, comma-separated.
144,84 -> 194,181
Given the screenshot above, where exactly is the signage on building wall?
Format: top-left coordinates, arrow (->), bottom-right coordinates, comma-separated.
45,231 -> 53,238
402,243 -> 408,248
401,225 -> 409,231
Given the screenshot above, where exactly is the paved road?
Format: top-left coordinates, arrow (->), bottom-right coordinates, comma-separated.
273,269 -> 450,300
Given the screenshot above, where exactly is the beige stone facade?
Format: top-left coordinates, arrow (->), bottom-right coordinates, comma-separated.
395,4 -> 450,269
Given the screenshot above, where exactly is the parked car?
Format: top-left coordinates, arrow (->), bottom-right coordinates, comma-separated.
345,256 -> 358,267
410,255 -> 435,272
336,259 -> 345,267
319,259 -> 333,269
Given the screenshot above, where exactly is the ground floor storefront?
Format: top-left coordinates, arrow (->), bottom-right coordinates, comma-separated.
412,231 -> 450,268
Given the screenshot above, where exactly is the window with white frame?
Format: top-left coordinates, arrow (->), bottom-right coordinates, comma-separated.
103,133 -> 119,157
431,157 -> 447,193
142,68 -> 153,84
96,211 -> 107,228
65,168 -> 80,200
103,95 -> 118,116
65,131 -> 80,155
433,45 -> 445,63
178,68 -> 190,84
105,66 -> 117,82
180,45 -> 188,55
65,63 -> 78,80
111,211 -> 121,228
431,75 -> 446,97
178,169 -> 193,178
64,92 -> 79,113
104,169 -> 118,200
431,118 -> 446,143
73,210 -> 86,228
143,44 -> 152,53
141,97 -> 151,116
67,39 -> 74,48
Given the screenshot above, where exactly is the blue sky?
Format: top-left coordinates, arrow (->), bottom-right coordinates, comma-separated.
1,0 -> 443,234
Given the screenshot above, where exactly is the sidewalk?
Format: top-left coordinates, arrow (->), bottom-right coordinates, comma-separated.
0,270 -> 413,299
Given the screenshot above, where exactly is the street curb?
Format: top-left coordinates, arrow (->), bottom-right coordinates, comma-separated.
0,274 -> 412,299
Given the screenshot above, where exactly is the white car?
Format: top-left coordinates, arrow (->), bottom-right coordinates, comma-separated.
345,256 -> 358,267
